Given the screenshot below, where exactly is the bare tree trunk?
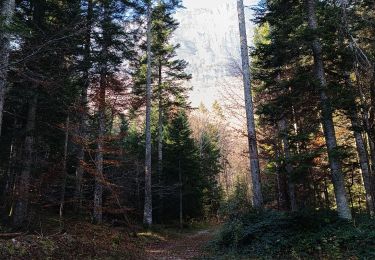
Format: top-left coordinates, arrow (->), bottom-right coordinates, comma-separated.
136,161 -> 141,210
179,159 -> 183,229
348,167 -> 355,210
338,0 -> 374,216
236,0 -> 263,209
278,118 -> 297,211
370,64 -> 375,144
276,170 -> 281,210
59,116 -> 70,220
306,0 -> 351,220
94,75 -> 106,224
74,0 -> 93,211
351,115 -> 374,215
3,118 -> 18,208
324,178 -> 330,208
0,0 -> 16,136
74,134 -> 85,211
13,94 -> 37,227
275,143 -> 288,210
157,59 -> 164,220
143,2 -> 153,227
369,66 -> 375,192
368,137 -> 375,170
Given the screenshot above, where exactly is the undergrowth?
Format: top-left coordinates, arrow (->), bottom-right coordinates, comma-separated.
0,220 -> 144,259
211,209 -> 375,259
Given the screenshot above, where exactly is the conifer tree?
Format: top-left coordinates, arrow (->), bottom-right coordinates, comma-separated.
164,109 -> 199,225
151,0 -> 190,219
74,0 -> 94,212
306,0 -> 351,220
90,0 -> 133,224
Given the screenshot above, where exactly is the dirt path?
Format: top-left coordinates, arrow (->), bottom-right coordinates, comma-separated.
144,229 -> 215,260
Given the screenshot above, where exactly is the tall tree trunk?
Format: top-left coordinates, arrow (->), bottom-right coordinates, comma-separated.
306,0 -> 352,220
338,0 -> 374,215
94,75 -> 106,224
275,143 -> 288,210
74,0 -> 93,212
370,64 -> 375,144
74,126 -> 85,211
0,0 -> 16,136
157,59 -> 164,220
3,118 -> 18,208
348,167 -> 355,210
179,159 -> 183,229
59,115 -> 70,220
136,161 -> 141,210
143,2 -> 153,227
369,66 -> 375,176
368,137 -> 375,171
236,0 -> 263,209
278,118 -> 297,211
13,94 -> 37,227
351,114 -> 374,215
323,178 -> 330,208
93,0 -> 111,224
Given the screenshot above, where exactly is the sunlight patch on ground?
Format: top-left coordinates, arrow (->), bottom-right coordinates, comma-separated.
137,232 -> 167,242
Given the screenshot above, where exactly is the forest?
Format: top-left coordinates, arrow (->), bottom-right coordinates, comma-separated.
0,0 -> 374,259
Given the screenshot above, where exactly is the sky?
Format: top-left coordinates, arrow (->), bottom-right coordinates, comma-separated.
174,0 -> 259,108
183,0 -> 257,9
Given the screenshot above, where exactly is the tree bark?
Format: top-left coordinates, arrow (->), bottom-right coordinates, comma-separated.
370,64 -> 375,144
94,74 -> 106,224
59,115 -> 70,220
275,143 -> 288,210
179,159 -> 183,229
157,59 -> 164,220
369,66 -> 375,175
3,118 -> 18,209
0,0 -> 16,136
143,2 -> 153,227
278,118 -> 298,211
306,0 -> 352,220
236,0 -> 263,209
323,178 -> 330,208
74,0 -> 93,212
136,161 -> 141,210
338,0 -> 374,215
350,114 -> 374,215
13,94 -> 37,227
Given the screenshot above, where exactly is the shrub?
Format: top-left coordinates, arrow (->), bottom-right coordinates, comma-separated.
218,179 -> 252,221
212,210 -> 375,259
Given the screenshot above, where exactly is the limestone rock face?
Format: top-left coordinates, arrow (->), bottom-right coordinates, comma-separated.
173,0 -> 255,106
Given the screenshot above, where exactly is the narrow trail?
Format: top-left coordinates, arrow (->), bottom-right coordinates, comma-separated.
144,228 -> 215,260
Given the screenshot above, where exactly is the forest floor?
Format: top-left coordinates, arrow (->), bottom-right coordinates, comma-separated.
141,227 -> 216,259
0,218 -> 217,259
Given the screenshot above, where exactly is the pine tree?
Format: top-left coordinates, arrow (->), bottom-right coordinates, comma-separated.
151,0 -> 190,220
90,0 -> 134,224
74,0 -> 94,212
306,0 -> 351,220
164,109 -> 200,225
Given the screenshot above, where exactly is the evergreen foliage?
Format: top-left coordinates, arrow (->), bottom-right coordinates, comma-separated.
214,209 -> 375,259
